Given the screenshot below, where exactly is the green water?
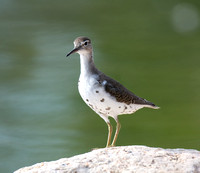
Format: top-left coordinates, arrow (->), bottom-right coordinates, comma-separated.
1,0 -> 200,172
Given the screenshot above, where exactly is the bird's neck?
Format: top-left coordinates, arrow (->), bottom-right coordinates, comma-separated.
79,51 -> 97,77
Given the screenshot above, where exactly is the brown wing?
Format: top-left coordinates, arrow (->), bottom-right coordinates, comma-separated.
98,73 -> 156,106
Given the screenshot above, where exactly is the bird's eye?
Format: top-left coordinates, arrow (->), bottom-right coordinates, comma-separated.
84,41 -> 88,45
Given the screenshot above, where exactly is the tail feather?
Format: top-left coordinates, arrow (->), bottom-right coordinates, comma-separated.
145,104 -> 160,109
151,105 -> 160,109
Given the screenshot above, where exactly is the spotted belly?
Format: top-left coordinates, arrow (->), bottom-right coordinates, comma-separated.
78,80 -> 144,119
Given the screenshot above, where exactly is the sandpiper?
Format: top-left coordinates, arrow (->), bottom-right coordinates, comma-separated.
67,36 -> 159,147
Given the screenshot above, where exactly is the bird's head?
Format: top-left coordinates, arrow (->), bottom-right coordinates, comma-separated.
66,36 -> 92,57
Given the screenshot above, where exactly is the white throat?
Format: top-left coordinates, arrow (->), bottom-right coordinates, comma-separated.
79,51 -> 96,77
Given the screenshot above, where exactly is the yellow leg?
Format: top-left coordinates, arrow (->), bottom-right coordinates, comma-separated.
111,120 -> 121,147
106,122 -> 113,147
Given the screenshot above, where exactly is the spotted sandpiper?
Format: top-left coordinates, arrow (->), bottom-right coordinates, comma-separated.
67,36 -> 159,147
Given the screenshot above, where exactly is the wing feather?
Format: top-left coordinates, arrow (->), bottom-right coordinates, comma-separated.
98,73 -> 156,107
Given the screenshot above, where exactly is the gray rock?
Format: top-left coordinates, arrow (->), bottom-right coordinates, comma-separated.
15,145 -> 200,173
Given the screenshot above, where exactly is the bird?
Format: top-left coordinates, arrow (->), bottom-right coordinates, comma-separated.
66,36 -> 159,148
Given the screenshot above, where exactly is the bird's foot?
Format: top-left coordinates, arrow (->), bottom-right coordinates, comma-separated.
106,144 -> 116,148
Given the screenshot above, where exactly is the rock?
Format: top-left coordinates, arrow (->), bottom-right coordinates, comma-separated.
15,145 -> 200,173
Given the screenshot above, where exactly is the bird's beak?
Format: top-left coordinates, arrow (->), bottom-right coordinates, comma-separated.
66,47 -> 80,57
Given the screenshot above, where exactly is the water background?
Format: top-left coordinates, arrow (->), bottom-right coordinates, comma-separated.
0,0 -> 200,172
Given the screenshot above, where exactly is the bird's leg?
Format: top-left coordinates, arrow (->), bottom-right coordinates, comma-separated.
106,122 -> 113,147
110,119 -> 121,147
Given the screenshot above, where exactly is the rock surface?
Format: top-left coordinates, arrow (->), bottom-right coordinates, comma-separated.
15,145 -> 200,173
